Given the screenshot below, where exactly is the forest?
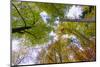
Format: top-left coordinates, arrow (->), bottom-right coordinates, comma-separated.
11,0 -> 96,66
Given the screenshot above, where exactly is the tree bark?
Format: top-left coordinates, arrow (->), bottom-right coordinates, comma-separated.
12,26 -> 32,33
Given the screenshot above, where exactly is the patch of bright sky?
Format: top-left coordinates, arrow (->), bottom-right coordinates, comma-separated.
66,5 -> 83,19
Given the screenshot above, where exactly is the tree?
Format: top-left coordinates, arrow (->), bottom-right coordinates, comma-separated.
11,1 -> 96,65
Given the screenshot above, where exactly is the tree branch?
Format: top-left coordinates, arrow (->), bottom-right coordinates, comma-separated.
12,26 -> 32,33
60,18 -> 95,22
12,3 -> 27,27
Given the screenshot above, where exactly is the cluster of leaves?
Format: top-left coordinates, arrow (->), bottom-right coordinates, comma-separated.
11,1 -> 71,45
39,22 -> 96,64
82,6 -> 96,19
12,1 -> 53,45
12,1 -> 95,45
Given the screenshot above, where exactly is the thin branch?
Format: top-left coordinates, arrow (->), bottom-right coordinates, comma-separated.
47,53 -> 55,62
12,3 -> 27,27
24,30 -> 38,39
16,55 -> 26,64
60,18 -> 95,22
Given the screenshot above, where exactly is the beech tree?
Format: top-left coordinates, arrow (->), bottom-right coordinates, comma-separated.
11,0 -> 96,65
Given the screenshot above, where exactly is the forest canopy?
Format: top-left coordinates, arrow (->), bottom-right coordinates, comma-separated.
11,1 -> 96,66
